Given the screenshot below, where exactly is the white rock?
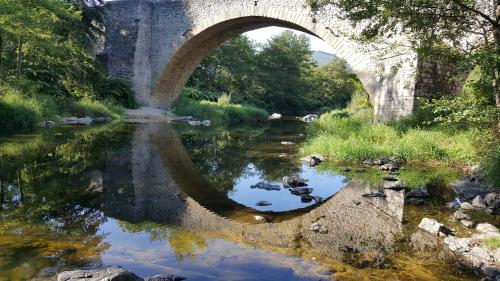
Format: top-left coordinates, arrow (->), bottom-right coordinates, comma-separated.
188,121 -> 202,126
468,246 -> 493,268
460,202 -> 474,210
418,218 -> 444,235
269,113 -> 282,120
302,114 -> 318,122
472,195 -> 487,209
484,193 -> 499,206
461,220 -> 474,228
254,215 -> 266,223
444,236 -> 476,253
493,248 -> 500,262
202,120 -> 211,126
476,223 -> 499,234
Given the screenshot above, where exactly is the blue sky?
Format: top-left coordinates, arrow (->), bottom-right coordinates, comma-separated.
244,27 -> 335,54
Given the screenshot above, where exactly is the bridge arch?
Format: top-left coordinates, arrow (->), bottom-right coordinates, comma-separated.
102,0 -> 426,121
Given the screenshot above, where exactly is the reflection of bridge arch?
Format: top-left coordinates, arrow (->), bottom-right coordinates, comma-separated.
101,123 -> 404,260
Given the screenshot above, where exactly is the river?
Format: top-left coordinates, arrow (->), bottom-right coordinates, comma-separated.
0,119 -> 491,280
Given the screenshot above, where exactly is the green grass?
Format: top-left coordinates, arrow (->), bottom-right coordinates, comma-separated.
0,84 -> 124,132
175,89 -> 269,126
483,236 -> 500,250
302,109 -> 486,167
64,98 -> 124,120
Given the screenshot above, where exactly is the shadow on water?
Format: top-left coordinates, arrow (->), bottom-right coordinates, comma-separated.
0,121 -> 478,280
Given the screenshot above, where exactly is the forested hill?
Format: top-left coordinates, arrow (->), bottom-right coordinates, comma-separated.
312,51 -> 335,66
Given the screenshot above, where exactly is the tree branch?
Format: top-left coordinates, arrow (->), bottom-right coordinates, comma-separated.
450,0 -> 499,27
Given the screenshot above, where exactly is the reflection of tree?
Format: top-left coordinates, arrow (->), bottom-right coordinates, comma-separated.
0,123 -> 131,280
118,221 -> 207,262
174,120 -> 306,193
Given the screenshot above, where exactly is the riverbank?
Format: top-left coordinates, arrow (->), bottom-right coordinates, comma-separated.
0,84 -> 125,132
301,109 -> 500,187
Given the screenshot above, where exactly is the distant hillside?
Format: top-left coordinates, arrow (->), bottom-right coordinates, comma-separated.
312,51 -> 336,66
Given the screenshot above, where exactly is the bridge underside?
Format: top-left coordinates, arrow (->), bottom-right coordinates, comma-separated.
100,0 -> 462,122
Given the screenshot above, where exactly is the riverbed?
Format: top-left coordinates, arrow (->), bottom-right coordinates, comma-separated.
0,119 -> 494,280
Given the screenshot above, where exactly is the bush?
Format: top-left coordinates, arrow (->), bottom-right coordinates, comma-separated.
95,76 -> 137,109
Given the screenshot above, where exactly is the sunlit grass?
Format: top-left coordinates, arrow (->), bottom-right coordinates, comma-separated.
302,110 -> 484,166
483,236 -> 500,250
175,98 -> 269,126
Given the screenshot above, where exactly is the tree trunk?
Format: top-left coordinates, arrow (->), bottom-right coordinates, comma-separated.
16,36 -> 23,79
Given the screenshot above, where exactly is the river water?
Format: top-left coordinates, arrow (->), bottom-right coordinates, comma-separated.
0,120 -> 488,280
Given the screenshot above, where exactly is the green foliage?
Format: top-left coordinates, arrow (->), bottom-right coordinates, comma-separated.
479,143 -> 500,187
187,32 -> 360,114
0,0 -> 133,130
94,76 -> 137,109
181,87 -> 219,102
419,94 -> 500,128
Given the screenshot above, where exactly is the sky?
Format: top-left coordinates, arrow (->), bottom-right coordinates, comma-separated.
244,26 -> 336,54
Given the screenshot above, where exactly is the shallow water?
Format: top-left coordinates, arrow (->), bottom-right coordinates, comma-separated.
0,120 -> 486,280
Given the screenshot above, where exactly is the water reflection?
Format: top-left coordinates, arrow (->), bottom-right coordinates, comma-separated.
0,122 -> 475,280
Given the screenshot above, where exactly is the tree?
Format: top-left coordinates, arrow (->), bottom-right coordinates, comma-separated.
255,31 -> 317,113
188,35 -> 257,97
309,59 -> 356,109
312,0 -> 500,110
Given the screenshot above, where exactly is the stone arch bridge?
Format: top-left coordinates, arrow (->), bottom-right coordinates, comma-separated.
100,0 -> 462,121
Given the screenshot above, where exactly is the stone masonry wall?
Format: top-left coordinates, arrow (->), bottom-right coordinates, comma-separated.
100,0 -> 453,122
415,56 -> 467,100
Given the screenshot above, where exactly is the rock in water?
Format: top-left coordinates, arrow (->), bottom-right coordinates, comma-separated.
146,275 -> 186,281
201,120 -> 211,126
269,113 -> 282,120
302,114 -> 318,122
290,187 -> 314,196
452,176 -> 495,200
283,176 -> 308,187
300,154 -> 327,166
406,187 -> 430,198
300,194 -> 313,203
379,162 -> 399,171
418,218 -> 453,236
250,182 -> 281,191
57,267 -> 143,281
256,200 -> 272,206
